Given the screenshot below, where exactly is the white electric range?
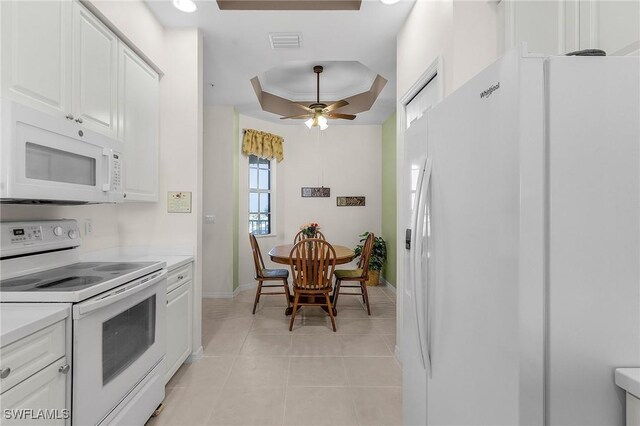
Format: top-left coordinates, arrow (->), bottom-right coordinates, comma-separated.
0,220 -> 167,426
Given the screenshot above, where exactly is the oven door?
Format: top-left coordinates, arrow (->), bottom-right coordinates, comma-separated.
1,100 -> 124,203
72,270 -> 166,426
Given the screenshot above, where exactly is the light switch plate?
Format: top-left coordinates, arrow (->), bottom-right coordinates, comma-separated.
168,191 -> 192,213
204,215 -> 216,223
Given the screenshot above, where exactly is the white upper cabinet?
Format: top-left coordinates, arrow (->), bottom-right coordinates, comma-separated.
1,0 -> 71,116
579,0 -> 640,56
0,0 -> 161,203
118,43 -> 159,202
500,0 -> 639,56
71,2 -> 118,138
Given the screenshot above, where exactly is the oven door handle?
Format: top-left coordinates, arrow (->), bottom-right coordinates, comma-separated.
73,270 -> 167,319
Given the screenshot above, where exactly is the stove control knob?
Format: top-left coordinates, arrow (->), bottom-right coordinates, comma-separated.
68,230 -> 78,239
53,226 -> 63,236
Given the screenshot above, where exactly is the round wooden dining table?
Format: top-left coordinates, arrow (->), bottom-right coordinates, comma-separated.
268,244 -> 355,265
268,244 -> 355,316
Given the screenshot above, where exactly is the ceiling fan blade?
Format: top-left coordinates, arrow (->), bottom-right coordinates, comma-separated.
280,114 -> 312,119
293,103 -> 313,112
323,99 -> 349,113
326,113 -> 356,120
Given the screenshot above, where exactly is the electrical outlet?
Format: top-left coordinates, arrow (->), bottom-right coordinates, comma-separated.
204,215 -> 216,224
84,219 -> 93,235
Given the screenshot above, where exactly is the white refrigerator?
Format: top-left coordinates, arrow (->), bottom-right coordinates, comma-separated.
402,46 -> 640,426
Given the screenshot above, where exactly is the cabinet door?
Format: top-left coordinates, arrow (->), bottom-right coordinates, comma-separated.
579,0 -> 640,55
0,0 -> 71,116
501,0 -> 580,56
71,2 -> 118,137
0,358 -> 69,426
118,43 -> 159,202
165,282 -> 193,384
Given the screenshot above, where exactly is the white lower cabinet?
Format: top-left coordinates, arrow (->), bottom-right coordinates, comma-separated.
0,317 -> 70,426
165,263 -> 193,384
0,358 -> 69,426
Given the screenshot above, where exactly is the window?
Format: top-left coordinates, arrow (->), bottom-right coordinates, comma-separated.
405,73 -> 439,129
248,155 -> 272,235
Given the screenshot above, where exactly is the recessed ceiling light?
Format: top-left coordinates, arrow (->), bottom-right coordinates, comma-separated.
173,0 -> 197,13
380,0 -> 400,4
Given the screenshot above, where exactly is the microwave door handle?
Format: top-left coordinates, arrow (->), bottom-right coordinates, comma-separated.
102,148 -> 112,192
73,270 -> 167,318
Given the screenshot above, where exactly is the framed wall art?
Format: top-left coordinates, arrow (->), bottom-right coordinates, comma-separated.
301,187 -> 331,197
336,196 -> 365,207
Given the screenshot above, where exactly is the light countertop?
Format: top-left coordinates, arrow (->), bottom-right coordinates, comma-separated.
615,368 -> 640,398
0,303 -> 70,347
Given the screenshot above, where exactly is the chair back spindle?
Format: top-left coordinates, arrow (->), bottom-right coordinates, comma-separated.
289,238 -> 336,291
357,233 -> 375,280
249,233 -> 266,278
248,233 -> 291,314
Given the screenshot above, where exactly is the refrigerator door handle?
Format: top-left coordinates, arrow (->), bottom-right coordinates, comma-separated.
410,158 -> 426,370
424,158 -> 433,377
413,157 -> 433,373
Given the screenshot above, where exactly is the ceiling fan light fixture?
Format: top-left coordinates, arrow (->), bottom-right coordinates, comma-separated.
380,0 -> 400,4
305,118 -> 315,129
318,115 -> 328,130
173,0 -> 197,13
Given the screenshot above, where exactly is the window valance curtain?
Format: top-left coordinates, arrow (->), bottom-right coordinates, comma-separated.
242,129 -> 284,162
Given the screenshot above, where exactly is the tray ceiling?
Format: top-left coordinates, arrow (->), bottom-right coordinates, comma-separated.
145,0 -> 415,125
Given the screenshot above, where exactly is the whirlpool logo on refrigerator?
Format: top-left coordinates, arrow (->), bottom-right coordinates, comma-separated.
480,82 -> 500,99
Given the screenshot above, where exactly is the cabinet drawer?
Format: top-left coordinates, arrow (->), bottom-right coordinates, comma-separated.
167,263 -> 193,293
0,321 -> 65,394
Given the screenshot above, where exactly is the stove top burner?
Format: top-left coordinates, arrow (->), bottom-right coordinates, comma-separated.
1,277 -> 43,289
36,276 -> 102,290
0,261 -> 159,294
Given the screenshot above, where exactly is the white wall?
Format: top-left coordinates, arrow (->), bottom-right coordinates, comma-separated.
202,106 -> 235,297
397,0 -> 498,100
236,115 -> 382,288
452,1 -> 499,90
395,0 -> 499,357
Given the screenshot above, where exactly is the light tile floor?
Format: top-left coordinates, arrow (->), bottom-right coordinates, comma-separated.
147,285 -> 401,426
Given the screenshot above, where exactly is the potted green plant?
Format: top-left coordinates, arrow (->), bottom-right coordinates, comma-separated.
354,232 -> 387,285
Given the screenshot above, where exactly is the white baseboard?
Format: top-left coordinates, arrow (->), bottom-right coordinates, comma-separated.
380,277 -> 397,294
237,282 -> 257,292
185,346 -> 203,363
202,291 -> 235,298
202,282 -> 256,299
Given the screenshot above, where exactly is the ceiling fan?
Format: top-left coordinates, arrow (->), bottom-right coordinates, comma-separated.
279,65 -> 355,129
250,65 -> 387,128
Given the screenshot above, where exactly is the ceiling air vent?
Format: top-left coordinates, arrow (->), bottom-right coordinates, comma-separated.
269,33 -> 302,49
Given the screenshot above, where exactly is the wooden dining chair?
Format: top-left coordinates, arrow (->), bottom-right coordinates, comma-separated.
249,233 -> 291,314
288,238 -> 338,332
332,232 -> 375,315
293,230 -> 326,243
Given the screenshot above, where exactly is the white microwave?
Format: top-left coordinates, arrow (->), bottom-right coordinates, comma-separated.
0,100 -> 124,204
